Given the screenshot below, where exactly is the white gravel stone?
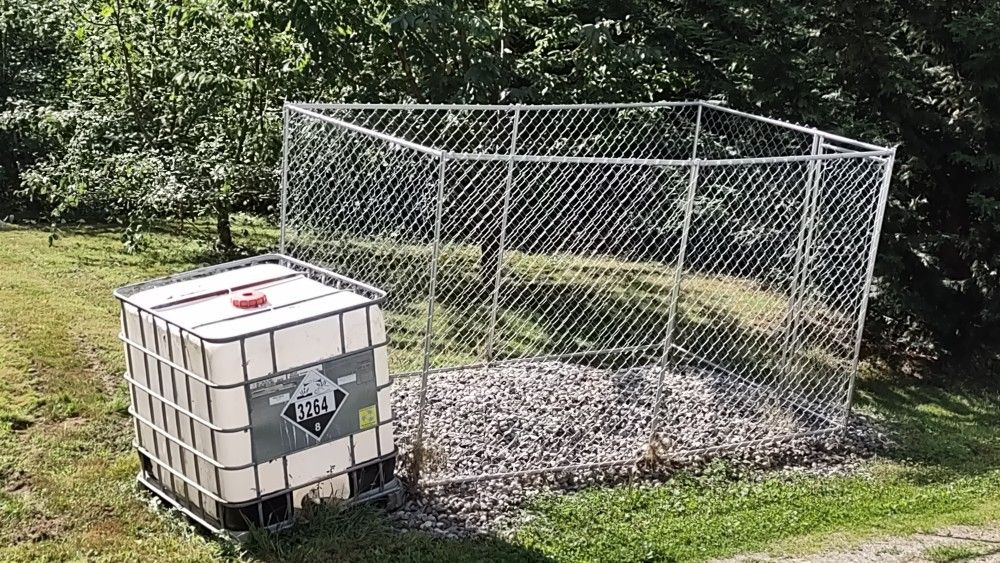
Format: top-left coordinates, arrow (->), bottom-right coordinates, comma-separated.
386,361 -> 889,536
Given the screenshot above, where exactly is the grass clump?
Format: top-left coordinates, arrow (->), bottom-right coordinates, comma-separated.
923,543 -> 1000,562
241,504 -> 546,563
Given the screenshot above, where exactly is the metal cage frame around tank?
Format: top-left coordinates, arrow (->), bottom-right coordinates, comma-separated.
115,254 -> 399,535
277,101 -> 896,486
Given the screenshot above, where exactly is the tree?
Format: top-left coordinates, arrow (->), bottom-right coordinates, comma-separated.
5,0 -> 1000,374
18,0 -> 310,250
0,0 -> 74,219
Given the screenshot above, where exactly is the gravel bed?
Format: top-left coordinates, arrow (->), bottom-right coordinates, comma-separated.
385,360 -> 889,537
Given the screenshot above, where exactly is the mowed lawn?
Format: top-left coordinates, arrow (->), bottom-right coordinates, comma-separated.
0,222 -> 998,562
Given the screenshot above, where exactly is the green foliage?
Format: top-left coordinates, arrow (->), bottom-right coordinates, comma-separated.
5,0 -> 310,250
3,0 -> 1000,367
802,2 -> 1000,366
0,0 -> 75,218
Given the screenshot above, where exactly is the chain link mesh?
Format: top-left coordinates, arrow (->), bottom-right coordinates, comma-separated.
281,102 -> 893,485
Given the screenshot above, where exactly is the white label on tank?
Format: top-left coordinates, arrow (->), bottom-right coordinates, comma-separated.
268,392 -> 290,406
337,373 -> 357,386
280,367 -> 348,440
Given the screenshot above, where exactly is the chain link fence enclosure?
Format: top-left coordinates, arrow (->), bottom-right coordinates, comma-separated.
279,102 -> 895,486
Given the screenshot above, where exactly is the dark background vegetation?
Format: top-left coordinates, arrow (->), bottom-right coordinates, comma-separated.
2,0 -> 998,381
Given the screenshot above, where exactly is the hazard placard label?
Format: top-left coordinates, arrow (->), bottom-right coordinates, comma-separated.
280,367 -> 348,439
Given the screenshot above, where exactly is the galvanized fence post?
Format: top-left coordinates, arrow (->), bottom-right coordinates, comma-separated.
484,107 -> 521,362
279,103 -> 290,253
412,153 -> 448,484
690,102 -> 703,159
780,134 -> 823,391
648,103 -> 702,445
843,147 -> 896,423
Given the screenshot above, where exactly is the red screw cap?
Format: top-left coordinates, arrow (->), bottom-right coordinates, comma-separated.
232,290 -> 267,309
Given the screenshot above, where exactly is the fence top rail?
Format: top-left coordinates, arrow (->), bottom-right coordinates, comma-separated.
284,101 -> 892,161
697,101 -> 890,153
286,104 -> 444,157
288,101 -> 702,112
445,148 -> 893,167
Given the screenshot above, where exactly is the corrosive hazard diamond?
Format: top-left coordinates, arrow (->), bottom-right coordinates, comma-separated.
280,367 -> 348,439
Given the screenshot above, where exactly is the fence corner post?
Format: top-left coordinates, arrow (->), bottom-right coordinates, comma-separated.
843,146 -> 896,427
484,107 -> 521,363
412,152 -> 448,486
780,134 -> 824,395
647,153 -> 700,450
279,103 -> 291,254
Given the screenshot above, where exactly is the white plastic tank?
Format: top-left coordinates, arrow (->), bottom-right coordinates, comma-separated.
115,254 -> 399,535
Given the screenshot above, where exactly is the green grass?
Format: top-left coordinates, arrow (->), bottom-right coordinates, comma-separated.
0,222 -> 998,562
517,465 -> 1000,561
291,231 -> 803,377
0,223 -> 235,560
923,542 -> 1000,562
241,504 -> 547,563
516,377 -> 1000,561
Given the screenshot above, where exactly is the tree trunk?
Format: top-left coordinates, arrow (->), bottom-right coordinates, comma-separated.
216,201 -> 233,250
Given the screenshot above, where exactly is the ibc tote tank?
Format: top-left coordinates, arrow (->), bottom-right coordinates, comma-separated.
114,254 -> 400,536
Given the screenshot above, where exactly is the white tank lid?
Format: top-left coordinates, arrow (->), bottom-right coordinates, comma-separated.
126,263 -> 371,341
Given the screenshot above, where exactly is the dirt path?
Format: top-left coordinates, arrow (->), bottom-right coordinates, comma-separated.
715,525 -> 1000,562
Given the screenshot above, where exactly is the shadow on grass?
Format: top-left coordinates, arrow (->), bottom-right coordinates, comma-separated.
239,504 -> 549,563
36,219 -> 280,271
304,236 -> 848,402
856,377 -> 1000,478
